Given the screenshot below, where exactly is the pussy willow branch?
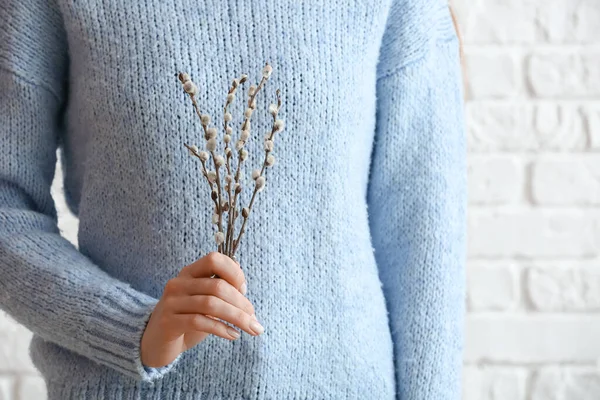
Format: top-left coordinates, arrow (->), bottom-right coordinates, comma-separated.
232,75 -> 267,184
223,75 -> 247,255
210,149 -> 224,253
183,143 -> 214,190
229,75 -> 268,255
186,93 -> 225,253
232,89 -> 282,256
183,143 -> 222,242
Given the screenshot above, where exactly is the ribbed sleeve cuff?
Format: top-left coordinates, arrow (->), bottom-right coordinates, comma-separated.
81,286 -> 182,382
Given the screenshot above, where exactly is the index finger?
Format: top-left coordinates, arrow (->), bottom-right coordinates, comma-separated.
180,252 -> 246,294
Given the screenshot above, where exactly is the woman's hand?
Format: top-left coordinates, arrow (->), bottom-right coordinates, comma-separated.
140,252 -> 264,368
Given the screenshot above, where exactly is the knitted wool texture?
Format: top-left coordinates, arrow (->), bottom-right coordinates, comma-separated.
0,0 -> 466,399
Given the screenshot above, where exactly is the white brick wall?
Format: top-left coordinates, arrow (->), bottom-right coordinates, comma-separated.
1,1 -> 599,398
457,0 -> 600,398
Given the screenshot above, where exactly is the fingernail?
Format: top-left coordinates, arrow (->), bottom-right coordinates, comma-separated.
249,320 -> 264,335
227,327 -> 240,340
240,282 -> 247,295
251,313 -> 257,320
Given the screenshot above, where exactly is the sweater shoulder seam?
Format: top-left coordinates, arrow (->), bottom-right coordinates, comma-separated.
375,35 -> 458,82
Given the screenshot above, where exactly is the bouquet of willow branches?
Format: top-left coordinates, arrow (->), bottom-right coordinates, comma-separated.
178,63 -> 284,260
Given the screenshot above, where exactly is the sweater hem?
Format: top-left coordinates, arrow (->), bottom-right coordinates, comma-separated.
45,381 -> 382,400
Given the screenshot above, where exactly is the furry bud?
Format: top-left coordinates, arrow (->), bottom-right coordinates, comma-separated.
199,151 -> 209,162
241,130 -> 250,141
264,140 -> 274,152
224,112 -> 233,122
274,119 -> 285,132
215,231 -> 225,245
266,154 -> 275,167
201,114 -> 211,125
240,149 -> 248,161
206,138 -> 217,151
240,74 -> 248,83
242,207 -> 250,218
212,213 -> 219,224
215,155 -> 225,167
211,190 -> 218,200
262,64 -> 273,78
255,176 -> 266,191
268,103 -> 278,116
235,183 -> 242,194
207,171 -> 217,183
183,81 -> 197,95
178,72 -> 190,83
226,126 -> 233,135
235,140 -> 245,151
188,145 -> 199,154
248,85 -> 256,96
244,108 -> 253,118
224,134 -> 231,143
252,169 -> 261,180
206,127 -> 217,140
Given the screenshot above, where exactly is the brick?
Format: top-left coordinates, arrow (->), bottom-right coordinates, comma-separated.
467,103 -> 532,151
536,0 -> 600,44
465,315 -> 600,363
0,313 -> 37,373
0,378 -> 14,400
468,155 -> 522,205
585,105 -> 600,149
467,103 -> 586,152
526,262 -> 600,311
455,0 -> 600,44
17,376 -> 46,400
465,51 -> 520,99
463,366 -> 527,400
528,51 -> 600,97
467,262 -> 518,311
462,366 -> 481,400
532,157 -> 600,205
455,0 -> 537,44
533,103 -> 587,149
468,210 -> 599,258
531,367 -> 600,400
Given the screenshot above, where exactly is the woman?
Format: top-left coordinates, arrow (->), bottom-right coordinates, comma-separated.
0,0 -> 466,398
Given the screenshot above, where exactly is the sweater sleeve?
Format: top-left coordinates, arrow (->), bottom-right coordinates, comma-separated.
367,2 -> 467,399
0,1 -> 180,382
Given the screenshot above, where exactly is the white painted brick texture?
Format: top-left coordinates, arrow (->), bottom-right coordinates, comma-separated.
456,0 -> 600,398
2,1 -> 599,399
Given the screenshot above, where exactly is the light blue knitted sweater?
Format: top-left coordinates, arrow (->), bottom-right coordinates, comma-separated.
0,0 -> 466,398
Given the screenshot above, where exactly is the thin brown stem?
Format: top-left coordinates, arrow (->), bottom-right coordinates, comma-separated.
186,92 -> 225,253
210,151 -> 225,253
231,90 -> 281,256
232,186 -> 258,255
184,143 -> 215,191
228,188 -> 239,254
228,76 -> 269,254
184,143 -> 223,251
232,75 -> 267,184
222,76 -> 245,256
